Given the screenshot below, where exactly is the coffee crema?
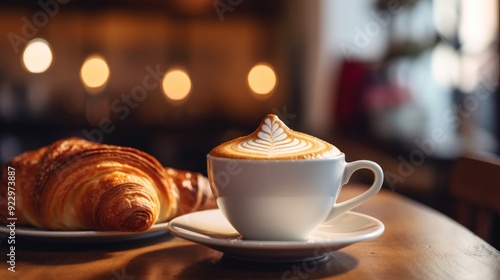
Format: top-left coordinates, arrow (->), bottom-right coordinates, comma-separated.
209,114 -> 341,159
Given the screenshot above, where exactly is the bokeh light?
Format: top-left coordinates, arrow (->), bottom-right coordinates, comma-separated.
247,63 -> 277,95
431,43 -> 459,88
80,54 -> 110,93
162,68 -> 192,102
22,38 -> 53,74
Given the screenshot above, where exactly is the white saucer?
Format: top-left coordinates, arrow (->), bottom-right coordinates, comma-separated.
168,209 -> 384,262
0,222 -> 169,243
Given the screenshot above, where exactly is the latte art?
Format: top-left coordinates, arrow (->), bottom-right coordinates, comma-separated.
209,114 -> 341,159
237,117 -> 313,156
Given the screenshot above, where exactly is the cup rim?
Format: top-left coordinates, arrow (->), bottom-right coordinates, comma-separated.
206,153 -> 345,162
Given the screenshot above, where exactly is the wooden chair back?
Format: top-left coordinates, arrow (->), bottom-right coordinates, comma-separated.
449,153 -> 500,246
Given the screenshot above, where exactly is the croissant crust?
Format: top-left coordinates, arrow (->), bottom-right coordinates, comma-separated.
0,137 -> 215,232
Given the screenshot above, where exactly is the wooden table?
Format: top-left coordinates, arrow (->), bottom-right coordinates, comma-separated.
1,185 -> 499,280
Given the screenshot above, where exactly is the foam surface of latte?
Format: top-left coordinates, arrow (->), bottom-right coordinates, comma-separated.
209,114 -> 341,159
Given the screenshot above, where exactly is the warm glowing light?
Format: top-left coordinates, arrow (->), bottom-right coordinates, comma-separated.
162,68 -> 192,101
432,0 -> 459,40
431,43 -> 459,88
22,38 -> 53,73
80,55 -> 110,91
458,55 -> 481,93
459,0 -> 498,54
247,63 -> 277,95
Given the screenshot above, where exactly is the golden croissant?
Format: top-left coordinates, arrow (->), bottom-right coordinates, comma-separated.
0,137 -> 216,232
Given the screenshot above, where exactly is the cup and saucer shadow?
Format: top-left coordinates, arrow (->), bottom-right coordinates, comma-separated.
177,249 -> 359,279
168,208 -> 384,263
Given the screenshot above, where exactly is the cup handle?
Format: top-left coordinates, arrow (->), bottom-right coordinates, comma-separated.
325,160 -> 383,222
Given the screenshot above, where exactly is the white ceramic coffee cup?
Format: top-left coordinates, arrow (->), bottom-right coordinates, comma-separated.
207,153 -> 383,241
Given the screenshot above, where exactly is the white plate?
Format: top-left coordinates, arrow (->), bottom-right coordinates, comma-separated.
168,209 -> 384,262
0,222 -> 169,243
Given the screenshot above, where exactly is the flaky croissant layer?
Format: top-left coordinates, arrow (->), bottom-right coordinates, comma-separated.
0,137 -> 215,232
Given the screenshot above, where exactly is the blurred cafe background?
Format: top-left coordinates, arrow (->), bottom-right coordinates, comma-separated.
0,1 -> 499,247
